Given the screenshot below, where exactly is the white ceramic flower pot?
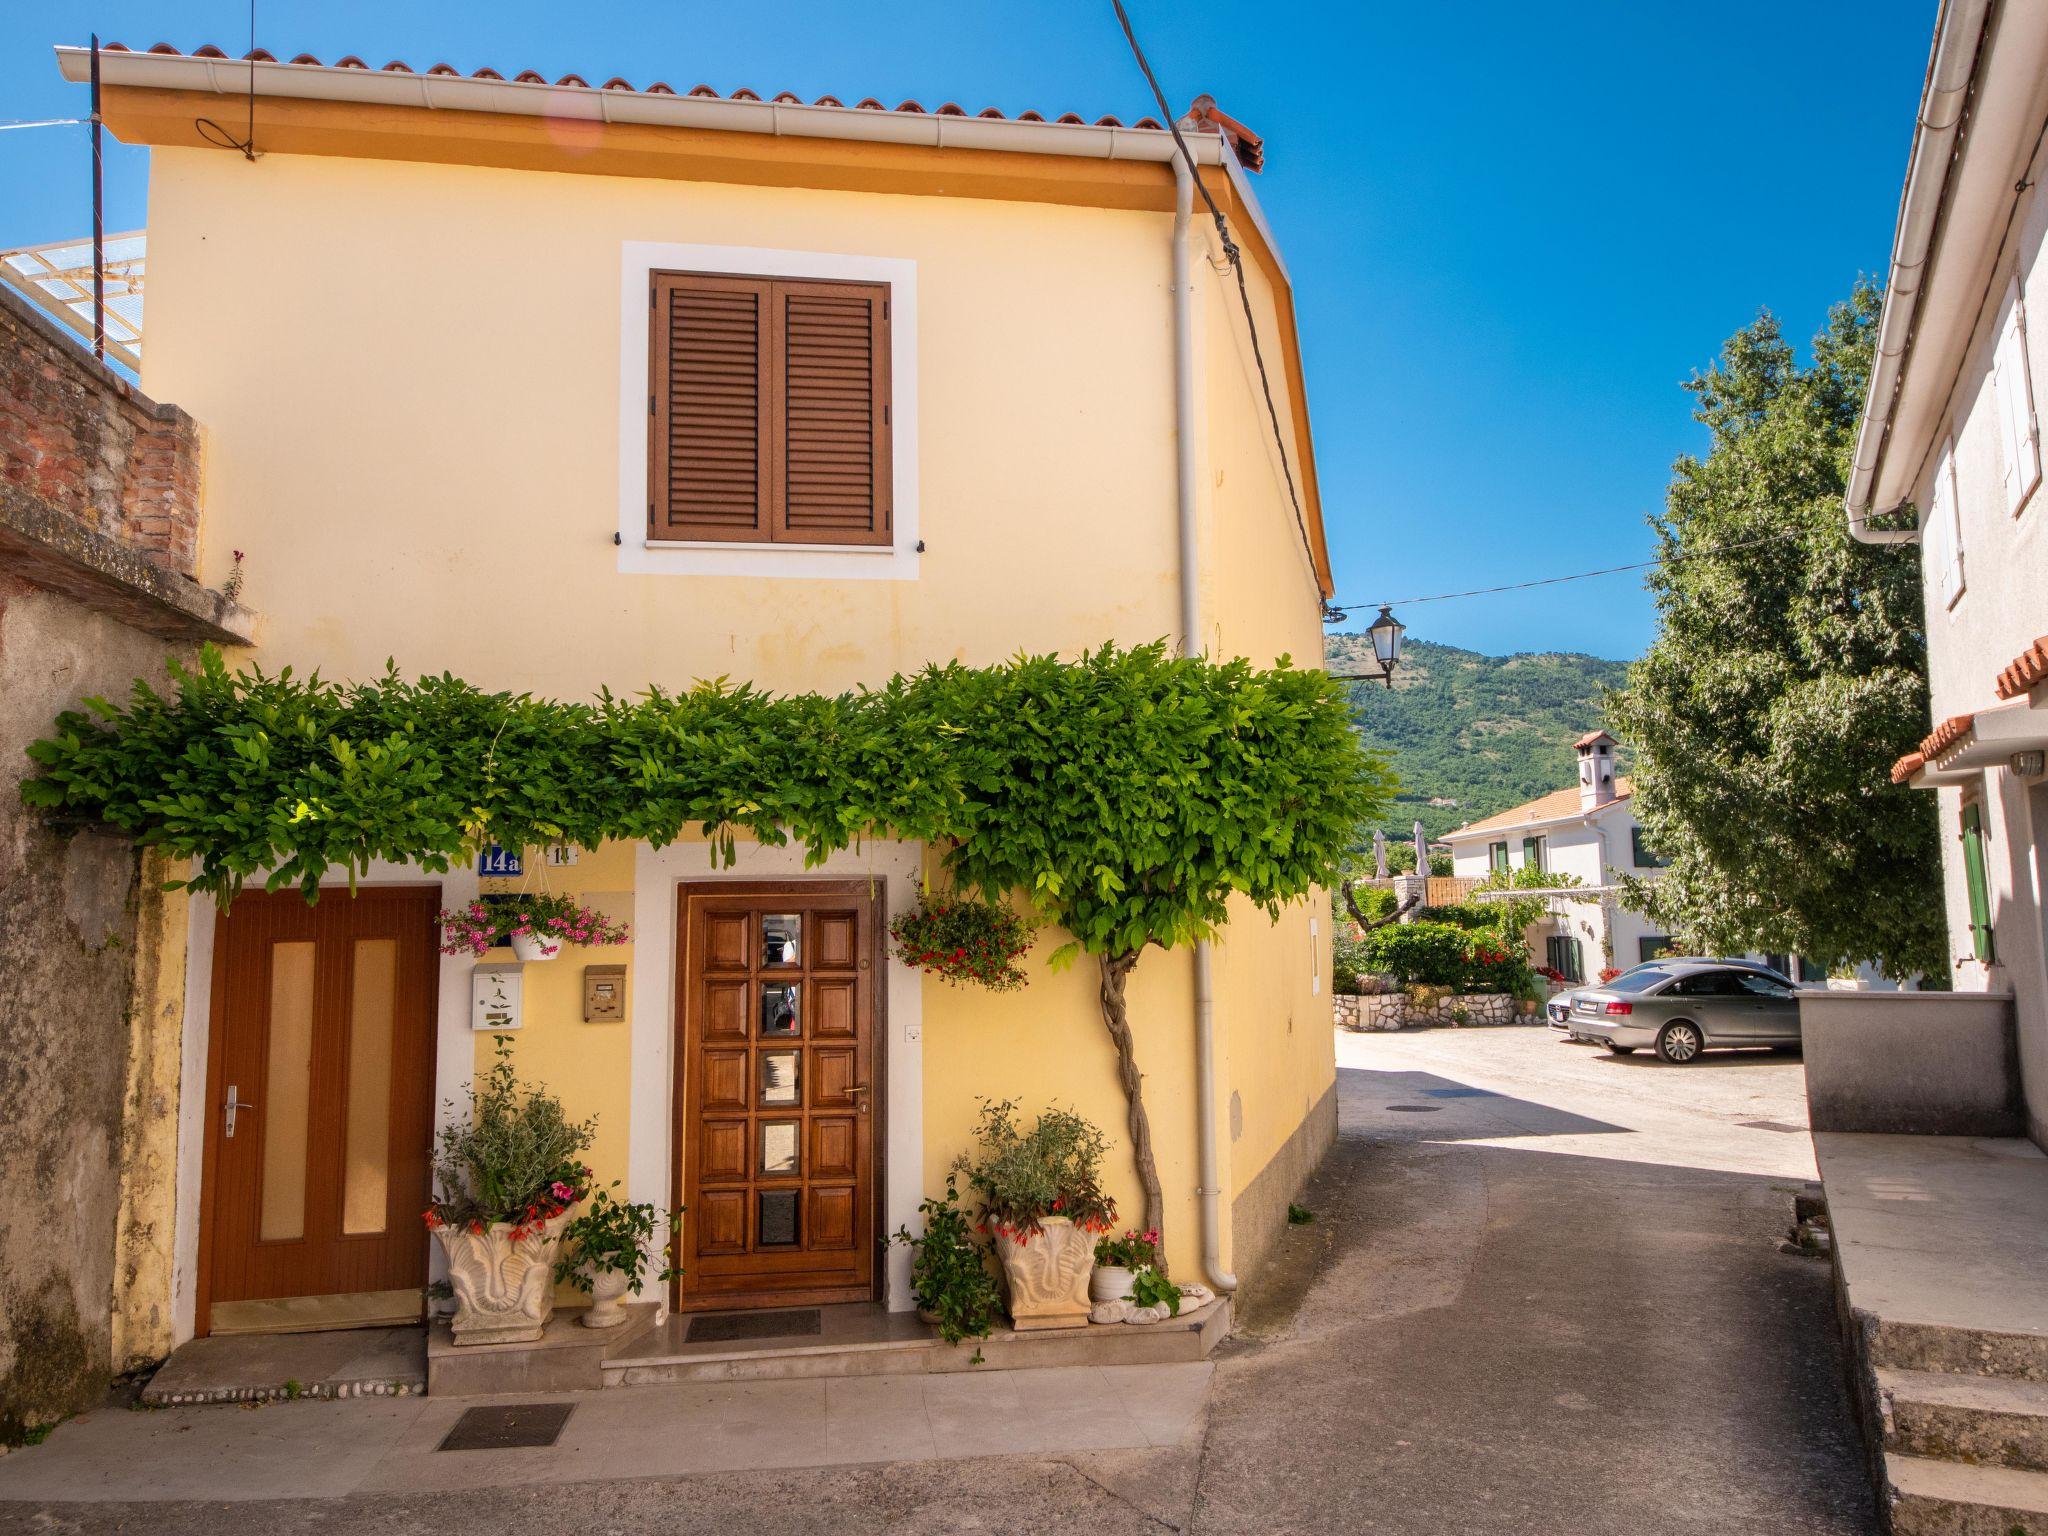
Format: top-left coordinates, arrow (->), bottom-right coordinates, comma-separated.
510,930 -> 562,962
433,1211 -> 572,1345
993,1216 -> 1095,1331
582,1267 -> 633,1329
1090,1264 -> 1134,1305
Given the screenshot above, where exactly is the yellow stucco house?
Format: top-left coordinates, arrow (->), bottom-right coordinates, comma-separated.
66,42 -> 1341,1356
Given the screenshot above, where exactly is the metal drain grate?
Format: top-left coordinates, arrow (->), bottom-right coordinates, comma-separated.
686,1308 -> 824,1343
1384,1104 -> 1441,1113
437,1402 -> 574,1452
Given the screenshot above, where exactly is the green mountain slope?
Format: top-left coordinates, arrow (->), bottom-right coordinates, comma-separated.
1325,634 -> 1629,842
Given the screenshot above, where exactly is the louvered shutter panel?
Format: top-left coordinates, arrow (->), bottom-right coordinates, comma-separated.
774,281 -> 891,546
1994,279 -> 2041,513
651,275 -> 773,541
1929,438 -> 1964,609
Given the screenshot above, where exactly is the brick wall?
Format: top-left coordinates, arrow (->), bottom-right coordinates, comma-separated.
0,285 -> 200,576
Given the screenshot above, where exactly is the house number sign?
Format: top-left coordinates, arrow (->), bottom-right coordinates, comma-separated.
478,844 -> 524,878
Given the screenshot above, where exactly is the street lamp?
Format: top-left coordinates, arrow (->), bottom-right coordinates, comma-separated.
1365,605 -> 1405,689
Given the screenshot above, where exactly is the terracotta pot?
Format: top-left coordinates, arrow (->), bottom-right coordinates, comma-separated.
433,1210 -> 572,1345
582,1267 -> 632,1329
1090,1264 -> 1134,1305
510,931 -> 562,962
993,1216 -> 1095,1331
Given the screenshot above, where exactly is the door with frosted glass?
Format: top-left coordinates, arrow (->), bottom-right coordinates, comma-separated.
200,886 -> 438,1333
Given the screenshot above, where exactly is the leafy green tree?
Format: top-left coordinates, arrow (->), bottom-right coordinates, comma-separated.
1606,285 -> 1944,979
25,641 -> 1393,1260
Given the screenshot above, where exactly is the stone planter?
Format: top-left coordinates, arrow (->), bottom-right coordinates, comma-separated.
993,1216 -> 1094,1331
434,1211 -> 572,1345
1826,976 -> 1874,992
1090,1264 -> 1135,1305
510,930 -> 562,962
581,1267 -> 632,1329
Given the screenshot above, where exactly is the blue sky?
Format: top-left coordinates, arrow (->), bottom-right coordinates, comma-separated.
1,2 -> 1933,660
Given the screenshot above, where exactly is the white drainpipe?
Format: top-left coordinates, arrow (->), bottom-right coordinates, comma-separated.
1172,150 -> 1238,1296
1845,0 -> 1992,544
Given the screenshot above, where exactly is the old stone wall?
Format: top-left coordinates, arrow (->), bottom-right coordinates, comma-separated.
0,285 -> 206,1439
0,287 -> 201,575
1334,990 -> 1525,1031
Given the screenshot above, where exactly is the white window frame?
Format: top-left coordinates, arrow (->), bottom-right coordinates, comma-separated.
1927,435 -> 1965,610
1993,274 -> 2041,517
617,241 -> 920,580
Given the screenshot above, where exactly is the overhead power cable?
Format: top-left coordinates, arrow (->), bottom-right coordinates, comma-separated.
1323,517 -> 1910,618
1109,0 -> 1322,593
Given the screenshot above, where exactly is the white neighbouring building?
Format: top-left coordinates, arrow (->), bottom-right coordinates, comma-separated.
1444,731 -> 1889,987
1444,732 -> 1680,982
1853,0 -> 2048,1140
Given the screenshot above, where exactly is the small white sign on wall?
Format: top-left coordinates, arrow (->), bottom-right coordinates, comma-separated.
472,964 -> 525,1031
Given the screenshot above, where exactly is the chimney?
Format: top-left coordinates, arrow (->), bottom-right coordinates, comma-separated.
1576,730 -> 1618,811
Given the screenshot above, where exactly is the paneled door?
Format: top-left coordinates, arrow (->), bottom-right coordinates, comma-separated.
199,886 -> 439,1334
676,882 -> 881,1309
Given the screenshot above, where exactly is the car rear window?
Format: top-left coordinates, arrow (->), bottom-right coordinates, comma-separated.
1606,966 -> 1679,994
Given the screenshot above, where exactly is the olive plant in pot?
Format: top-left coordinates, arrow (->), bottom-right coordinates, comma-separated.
553,1184 -> 683,1329
955,1101 -> 1116,1331
423,1038 -> 596,1345
892,1175 -> 1003,1345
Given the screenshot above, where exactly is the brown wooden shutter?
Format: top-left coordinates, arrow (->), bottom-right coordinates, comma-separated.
651,274 -> 891,547
774,281 -> 891,546
650,274 -> 773,541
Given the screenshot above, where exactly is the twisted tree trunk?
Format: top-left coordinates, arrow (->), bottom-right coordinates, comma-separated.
1340,878 -> 1419,931
1096,950 -> 1165,1271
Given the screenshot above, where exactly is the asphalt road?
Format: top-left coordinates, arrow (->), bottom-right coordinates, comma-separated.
1,1027 -> 1878,1535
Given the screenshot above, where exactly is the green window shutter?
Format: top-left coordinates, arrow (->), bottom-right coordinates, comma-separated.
1962,803 -> 1996,962
1522,836 -> 1543,871
1490,841 -> 1509,873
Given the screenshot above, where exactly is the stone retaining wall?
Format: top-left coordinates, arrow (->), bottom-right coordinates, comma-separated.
1333,991 -> 1525,1031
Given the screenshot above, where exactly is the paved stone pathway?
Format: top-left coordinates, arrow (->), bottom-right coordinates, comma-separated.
0,1028 -> 1878,1534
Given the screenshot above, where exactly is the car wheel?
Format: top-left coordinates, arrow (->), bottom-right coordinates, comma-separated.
1657,1020 -> 1704,1064
1606,1043 -> 1635,1056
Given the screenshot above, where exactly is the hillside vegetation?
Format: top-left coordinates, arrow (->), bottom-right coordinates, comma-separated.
1325,634 -> 1627,843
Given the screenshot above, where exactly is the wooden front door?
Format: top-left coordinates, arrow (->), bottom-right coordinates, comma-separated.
199,886 -> 439,1334
676,882 -> 881,1309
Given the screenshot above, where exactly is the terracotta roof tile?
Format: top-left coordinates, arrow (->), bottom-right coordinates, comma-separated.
1996,635 -> 2048,700
1573,729 -> 1613,749
1449,779 -> 1635,838
1891,751 -> 1926,785
1919,713 -> 1977,760
93,44 -> 1201,157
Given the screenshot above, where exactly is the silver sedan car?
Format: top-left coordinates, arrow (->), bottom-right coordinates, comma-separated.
1544,959 -> 1805,1063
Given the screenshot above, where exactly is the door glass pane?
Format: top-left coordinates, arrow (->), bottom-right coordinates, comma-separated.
343,939 -> 396,1235
760,982 -> 800,1037
759,1189 -> 799,1246
761,1121 -> 799,1176
259,941 -> 316,1242
762,913 -> 801,967
759,1050 -> 800,1106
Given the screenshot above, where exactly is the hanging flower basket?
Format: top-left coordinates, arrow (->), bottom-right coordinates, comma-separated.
439,891 -> 631,960
889,893 -> 1032,991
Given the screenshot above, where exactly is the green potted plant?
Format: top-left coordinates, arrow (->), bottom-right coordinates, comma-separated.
423,1038 -> 596,1345
437,891 -> 631,963
955,1101 -> 1116,1331
892,1175 -> 1003,1345
889,892 -> 1033,990
1091,1228 -> 1159,1305
553,1184 -> 683,1329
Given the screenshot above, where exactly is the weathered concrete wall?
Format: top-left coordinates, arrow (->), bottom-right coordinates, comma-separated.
0,579 -> 190,1437
1801,990 -> 2023,1136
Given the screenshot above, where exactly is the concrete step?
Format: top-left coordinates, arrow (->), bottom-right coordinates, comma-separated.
1870,1317 -> 2048,1383
1887,1451 -> 2048,1535
604,1297 -> 1230,1386
1882,1367 -> 2048,1472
